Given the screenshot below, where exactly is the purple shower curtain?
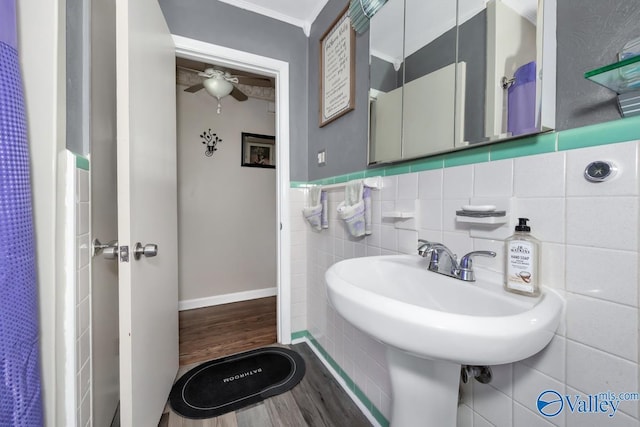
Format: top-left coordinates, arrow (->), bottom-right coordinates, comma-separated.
0,0 -> 44,425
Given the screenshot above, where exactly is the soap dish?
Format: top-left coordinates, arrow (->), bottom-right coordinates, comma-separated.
456,210 -> 506,218
456,210 -> 508,225
461,204 -> 496,212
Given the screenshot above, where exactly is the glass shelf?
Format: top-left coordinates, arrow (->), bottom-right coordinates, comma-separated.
584,55 -> 640,94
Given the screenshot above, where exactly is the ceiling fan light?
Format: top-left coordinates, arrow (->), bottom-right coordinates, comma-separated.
202,77 -> 234,99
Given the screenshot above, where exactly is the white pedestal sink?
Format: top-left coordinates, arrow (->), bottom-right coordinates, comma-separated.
325,255 -> 563,427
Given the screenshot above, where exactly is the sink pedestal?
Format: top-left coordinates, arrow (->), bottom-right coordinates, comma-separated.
387,347 -> 460,427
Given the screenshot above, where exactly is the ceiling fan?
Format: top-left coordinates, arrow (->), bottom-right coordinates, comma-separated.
177,57 -> 273,113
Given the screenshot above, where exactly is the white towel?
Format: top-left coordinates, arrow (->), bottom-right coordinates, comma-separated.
303,186 -> 325,231
337,180 -> 367,237
308,186 -> 322,206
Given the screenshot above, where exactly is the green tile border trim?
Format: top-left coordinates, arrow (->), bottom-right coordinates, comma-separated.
383,163 -> 412,176
291,330 -> 390,427
294,117 -> 640,188
290,181 -> 310,188
333,173 -> 350,184
490,132 -> 557,161
443,145 -> 490,167
75,155 -> 90,171
406,155 -> 445,172
363,168 -> 385,177
290,330 -> 308,341
558,115 -> 640,151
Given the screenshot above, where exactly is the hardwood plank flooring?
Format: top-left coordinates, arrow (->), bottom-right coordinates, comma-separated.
291,344 -> 371,427
166,298 -> 373,427
179,297 -> 277,365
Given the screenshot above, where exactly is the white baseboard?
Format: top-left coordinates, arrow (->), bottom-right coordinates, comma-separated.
178,287 -> 277,311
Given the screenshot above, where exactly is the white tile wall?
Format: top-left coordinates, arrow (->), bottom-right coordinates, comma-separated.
76,166 -> 92,427
474,159 -> 514,197
296,140 -> 640,426
289,188 -> 308,333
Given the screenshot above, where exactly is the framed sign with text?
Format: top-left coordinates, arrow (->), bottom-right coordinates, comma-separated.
319,6 -> 355,127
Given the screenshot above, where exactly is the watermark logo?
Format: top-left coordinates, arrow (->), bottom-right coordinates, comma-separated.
537,390 -> 639,418
537,390 -> 563,417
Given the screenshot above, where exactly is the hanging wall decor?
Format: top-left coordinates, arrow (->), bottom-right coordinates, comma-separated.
200,129 -> 222,157
241,132 -> 276,168
319,5 -> 355,127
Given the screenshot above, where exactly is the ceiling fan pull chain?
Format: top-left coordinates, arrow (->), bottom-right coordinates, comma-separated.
217,100 -> 222,114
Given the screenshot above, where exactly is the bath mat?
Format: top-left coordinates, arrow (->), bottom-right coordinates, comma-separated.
169,346 -> 305,419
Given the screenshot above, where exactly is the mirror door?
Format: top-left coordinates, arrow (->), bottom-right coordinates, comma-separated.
402,0 -> 459,158
367,0 -> 556,164
368,0 -> 405,164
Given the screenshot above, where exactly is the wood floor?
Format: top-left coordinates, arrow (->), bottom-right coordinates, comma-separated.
163,298 -> 373,427
179,297 -> 278,366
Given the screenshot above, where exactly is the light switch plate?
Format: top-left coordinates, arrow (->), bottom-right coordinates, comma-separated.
317,149 -> 326,166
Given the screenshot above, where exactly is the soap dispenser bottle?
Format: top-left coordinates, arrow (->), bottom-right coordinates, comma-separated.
504,218 -> 540,296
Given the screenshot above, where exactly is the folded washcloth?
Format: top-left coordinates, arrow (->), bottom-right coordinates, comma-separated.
303,186 -> 326,231
337,180 -> 368,237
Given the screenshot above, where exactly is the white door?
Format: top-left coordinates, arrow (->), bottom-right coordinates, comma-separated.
115,0 -> 179,425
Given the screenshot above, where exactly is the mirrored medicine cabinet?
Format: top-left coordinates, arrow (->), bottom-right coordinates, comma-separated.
368,0 -> 557,164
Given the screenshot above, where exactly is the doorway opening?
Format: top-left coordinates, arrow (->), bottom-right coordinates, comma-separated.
173,36 -> 292,356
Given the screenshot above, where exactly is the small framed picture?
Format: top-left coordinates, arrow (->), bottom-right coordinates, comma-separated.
241,132 -> 276,168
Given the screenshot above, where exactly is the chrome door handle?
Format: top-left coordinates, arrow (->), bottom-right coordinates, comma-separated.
93,238 -> 119,259
134,242 -> 158,260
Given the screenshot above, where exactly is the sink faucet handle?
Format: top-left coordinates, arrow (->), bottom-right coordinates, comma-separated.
417,239 -> 437,256
458,251 -> 497,281
428,249 -> 440,271
460,250 -> 496,268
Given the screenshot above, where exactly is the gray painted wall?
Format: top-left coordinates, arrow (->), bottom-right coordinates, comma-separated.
307,0 -> 371,181
158,0 -> 309,181
66,0 -> 87,155
556,0 -> 640,130
158,0 -> 640,181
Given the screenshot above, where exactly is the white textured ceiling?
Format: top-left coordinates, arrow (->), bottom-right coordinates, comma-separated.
216,0 -> 329,35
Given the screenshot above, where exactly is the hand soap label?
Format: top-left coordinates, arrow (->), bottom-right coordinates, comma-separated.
507,241 -> 535,292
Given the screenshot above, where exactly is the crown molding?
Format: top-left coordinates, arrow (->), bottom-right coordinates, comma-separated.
216,0 -> 326,37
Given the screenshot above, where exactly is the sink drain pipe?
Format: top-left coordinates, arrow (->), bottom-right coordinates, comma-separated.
461,365 -> 492,384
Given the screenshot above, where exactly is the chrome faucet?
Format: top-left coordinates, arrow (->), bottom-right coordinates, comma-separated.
417,239 -> 496,282
417,240 -> 459,276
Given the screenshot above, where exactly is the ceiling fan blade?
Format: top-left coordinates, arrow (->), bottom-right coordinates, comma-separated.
176,57 -> 209,72
184,83 -> 204,93
230,86 -> 248,101
236,76 -> 273,87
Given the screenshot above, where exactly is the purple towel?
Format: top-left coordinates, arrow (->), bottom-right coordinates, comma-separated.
507,61 -> 537,137
0,0 -> 44,425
